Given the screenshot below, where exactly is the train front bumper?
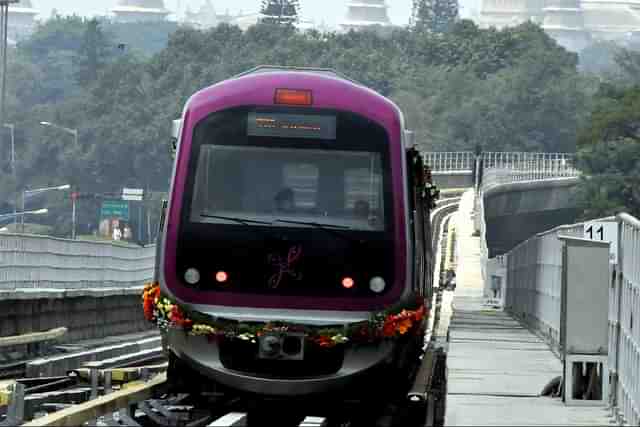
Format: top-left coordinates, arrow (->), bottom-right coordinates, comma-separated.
166,328 -> 394,396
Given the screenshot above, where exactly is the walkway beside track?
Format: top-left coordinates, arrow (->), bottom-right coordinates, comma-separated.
443,190 -> 613,426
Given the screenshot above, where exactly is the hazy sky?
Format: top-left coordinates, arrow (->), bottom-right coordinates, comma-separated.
31,0 -> 479,28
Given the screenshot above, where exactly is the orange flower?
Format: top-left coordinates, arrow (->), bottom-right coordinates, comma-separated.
143,298 -> 154,321
396,318 -> 413,335
142,282 -> 160,322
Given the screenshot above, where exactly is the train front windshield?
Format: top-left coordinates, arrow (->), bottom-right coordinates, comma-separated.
190,146 -> 385,231
177,107 -> 395,297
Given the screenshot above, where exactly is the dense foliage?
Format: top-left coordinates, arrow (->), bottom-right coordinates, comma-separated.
574,50 -> 640,219
0,14 -> 623,236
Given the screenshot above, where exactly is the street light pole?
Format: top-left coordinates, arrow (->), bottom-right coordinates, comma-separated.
3,123 -> 13,173
0,1 -> 19,233
71,192 -> 77,240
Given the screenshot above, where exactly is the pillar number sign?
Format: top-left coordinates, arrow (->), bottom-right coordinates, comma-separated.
583,221 -> 618,264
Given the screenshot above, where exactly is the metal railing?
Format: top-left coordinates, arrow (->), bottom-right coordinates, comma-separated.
482,152 -> 575,171
0,234 -> 155,291
611,213 -> 640,426
423,151 -> 577,175
423,152 -> 474,173
481,153 -> 579,192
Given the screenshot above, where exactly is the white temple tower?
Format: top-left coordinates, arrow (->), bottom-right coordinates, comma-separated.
8,0 -> 38,42
476,0 -> 640,50
184,0 -> 218,29
542,0 -> 590,51
479,0 -> 540,29
341,0 -> 392,31
112,0 -> 170,23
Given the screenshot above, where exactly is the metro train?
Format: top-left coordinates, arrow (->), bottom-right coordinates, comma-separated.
144,66 -> 434,404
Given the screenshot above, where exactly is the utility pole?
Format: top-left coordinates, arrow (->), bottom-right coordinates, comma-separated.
71,192 -> 78,240
0,1 -> 18,231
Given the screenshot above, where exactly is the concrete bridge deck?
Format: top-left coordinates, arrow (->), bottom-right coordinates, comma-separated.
444,190 -> 613,426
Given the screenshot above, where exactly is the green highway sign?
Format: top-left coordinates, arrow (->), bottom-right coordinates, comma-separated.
101,200 -> 129,220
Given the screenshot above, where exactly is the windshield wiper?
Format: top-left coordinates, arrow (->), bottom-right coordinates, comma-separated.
274,219 -> 362,244
200,214 -> 272,226
200,213 -> 288,242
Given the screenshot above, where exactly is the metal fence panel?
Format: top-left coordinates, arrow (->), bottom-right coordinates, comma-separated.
0,234 -> 155,290
611,214 -> 640,425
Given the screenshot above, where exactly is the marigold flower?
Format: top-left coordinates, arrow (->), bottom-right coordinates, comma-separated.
396,319 -> 413,335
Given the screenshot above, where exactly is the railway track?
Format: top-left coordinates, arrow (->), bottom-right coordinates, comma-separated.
1,329 -> 446,427
4,370 -> 437,427
2,335 -> 447,427
0,362 -> 26,381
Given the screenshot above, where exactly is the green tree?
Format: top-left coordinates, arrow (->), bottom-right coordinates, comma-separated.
260,0 -> 300,25
574,50 -> 640,219
412,0 -> 458,33
74,19 -> 112,86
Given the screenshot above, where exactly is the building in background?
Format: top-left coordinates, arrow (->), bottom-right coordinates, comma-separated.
112,0 -> 171,23
182,1 -> 318,32
476,0 -> 640,51
8,0 -> 39,44
341,0 -> 392,31
183,0 -> 218,29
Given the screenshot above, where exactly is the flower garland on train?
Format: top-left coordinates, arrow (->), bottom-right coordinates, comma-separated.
142,282 -> 427,349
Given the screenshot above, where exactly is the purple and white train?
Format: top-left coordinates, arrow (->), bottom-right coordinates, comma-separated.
154,66 -> 432,400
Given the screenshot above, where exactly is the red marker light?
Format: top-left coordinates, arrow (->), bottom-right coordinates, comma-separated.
215,271 -> 228,283
342,277 -> 355,289
274,88 -> 313,106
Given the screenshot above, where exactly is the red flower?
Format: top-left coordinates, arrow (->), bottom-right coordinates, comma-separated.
383,320 -> 396,337
170,306 -> 191,328
314,336 -> 335,348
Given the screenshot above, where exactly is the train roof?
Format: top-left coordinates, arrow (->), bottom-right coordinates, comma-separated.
232,65 -> 364,87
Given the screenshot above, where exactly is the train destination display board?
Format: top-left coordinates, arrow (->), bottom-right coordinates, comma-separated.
248,112 -> 336,140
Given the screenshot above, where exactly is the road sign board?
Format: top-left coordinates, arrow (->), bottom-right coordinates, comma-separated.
122,188 -> 144,201
583,221 -> 618,264
101,200 -> 129,220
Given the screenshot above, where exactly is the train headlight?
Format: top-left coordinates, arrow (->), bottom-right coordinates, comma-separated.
215,271 -> 228,283
184,268 -> 200,285
369,277 -> 385,293
342,277 -> 355,289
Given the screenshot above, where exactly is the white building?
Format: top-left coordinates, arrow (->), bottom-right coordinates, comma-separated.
8,0 -> 39,43
112,0 -> 171,23
341,0 -> 392,31
184,0 -> 218,29
477,0 -> 640,51
182,1 -> 318,33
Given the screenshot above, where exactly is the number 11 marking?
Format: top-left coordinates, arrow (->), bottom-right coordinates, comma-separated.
587,225 -> 604,240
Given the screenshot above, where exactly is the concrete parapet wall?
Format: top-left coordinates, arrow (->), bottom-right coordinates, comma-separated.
483,177 -> 580,257
432,172 -> 474,190
0,288 -> 151,344
0,233 -> 155,290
